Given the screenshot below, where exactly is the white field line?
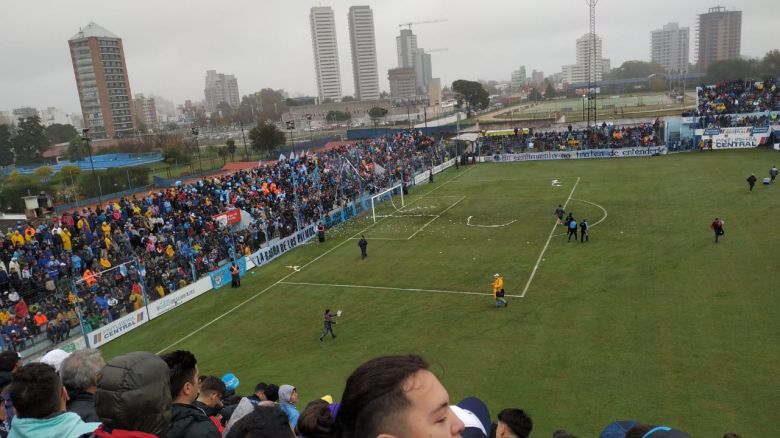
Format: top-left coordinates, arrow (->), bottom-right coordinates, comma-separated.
451,176 -> 581,183
520,177 -> 581,298
552,198 -> 608,237
375,214 -> 439,218
406,195 -> 466,240
466,216 -> 518,228
279,281 -> 523,298
155,170 -> 468,353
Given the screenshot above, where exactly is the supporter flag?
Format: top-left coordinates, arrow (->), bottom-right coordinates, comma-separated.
290,151 -> 296,161
278,153 -> 286,162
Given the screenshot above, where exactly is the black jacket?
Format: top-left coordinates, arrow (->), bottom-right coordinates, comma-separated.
67,391 -> 100,423
168,403 -> 220,438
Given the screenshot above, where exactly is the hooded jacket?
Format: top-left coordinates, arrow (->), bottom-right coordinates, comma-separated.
167,404 -> 220,438
94,351 -> 171,437
66,391 -> 100,423
7,412 -> 99,438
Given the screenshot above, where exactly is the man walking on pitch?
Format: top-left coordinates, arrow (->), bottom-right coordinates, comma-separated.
567,214 -> 578,242
319,309 -> 336,341
555,205 -> 565,225
358,235 -> 368,259
580,218 -> 589,242
747,174 -> 757,192
770,165 -> 778,184
492,273 -> 507,308
711,217 -> 725,243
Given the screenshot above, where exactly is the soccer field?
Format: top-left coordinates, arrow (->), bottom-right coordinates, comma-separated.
101,149 -> 780,437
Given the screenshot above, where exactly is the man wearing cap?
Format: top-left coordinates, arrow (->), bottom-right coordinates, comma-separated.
492,274 -> 507,308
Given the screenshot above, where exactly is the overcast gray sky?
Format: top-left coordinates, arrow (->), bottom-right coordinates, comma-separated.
1,0 -> 776,114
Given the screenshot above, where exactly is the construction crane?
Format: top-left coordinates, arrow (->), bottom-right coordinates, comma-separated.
398,19 -> 447,30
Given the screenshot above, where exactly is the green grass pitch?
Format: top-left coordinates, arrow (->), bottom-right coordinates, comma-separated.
100,148 -> 780,437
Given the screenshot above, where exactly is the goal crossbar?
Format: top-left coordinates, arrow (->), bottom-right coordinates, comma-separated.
370,184 -> 404,223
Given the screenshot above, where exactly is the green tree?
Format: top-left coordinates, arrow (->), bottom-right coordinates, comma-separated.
0,124 -> 14,168
162,147 -> 191,165
527,88 -> 542,102
249,122 -> 286,157
33,165 -> 53,182
226,138 -> 237,161
216,101 -> 233,119
236,89 -> 288,124
44,123 -> 79,144
452,80 -> 490,116
66,137 -> 90,162
368,107 -> 388,126
342,95 -> 355,102
216,146 -> 229,164
606,60 -> 667,80
11,116 -> 50,164
544,81 -> 557,99
325,111 -> 351,123
706,58 -> 758,83
758,50 -> 780,78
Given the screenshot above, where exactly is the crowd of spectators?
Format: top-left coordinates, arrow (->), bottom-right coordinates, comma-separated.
0,349 -> 741,438
687,77 -> 780,127
0,130 -> 443,353
480,120 -> 664,154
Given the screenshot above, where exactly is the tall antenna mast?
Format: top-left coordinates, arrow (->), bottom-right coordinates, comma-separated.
585,0 -> 598,146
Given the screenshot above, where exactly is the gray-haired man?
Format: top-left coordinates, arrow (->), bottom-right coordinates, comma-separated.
60,349 -> 105,423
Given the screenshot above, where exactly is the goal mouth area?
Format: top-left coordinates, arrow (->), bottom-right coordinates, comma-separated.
370,183 -> 405,223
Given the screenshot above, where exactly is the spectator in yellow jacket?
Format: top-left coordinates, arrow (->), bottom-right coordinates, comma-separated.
10,230 -> 25,247
492,273 -> 507,308
61,227 -> 72,251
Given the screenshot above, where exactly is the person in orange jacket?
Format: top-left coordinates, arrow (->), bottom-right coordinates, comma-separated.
492,273 -> 507,308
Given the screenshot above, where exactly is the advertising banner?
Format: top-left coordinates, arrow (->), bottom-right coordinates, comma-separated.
694,127 -> 773,149
492,146 -> 668,162
87,308 -> 149,348
148,277 -> 212,319
208,257 -> 248,290
249,224 -> 317,269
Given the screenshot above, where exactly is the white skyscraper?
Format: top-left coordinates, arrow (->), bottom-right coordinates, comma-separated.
651,23 -> 690,74
348,6 -> 379,101
310,6 -> 342,102
204,70 -> 240,114
396,29 -> 417,68
562,33 -> 609,84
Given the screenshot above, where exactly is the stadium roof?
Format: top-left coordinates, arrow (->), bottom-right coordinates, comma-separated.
70,22 -> 119,40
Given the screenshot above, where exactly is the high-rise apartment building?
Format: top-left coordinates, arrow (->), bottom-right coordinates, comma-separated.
510,66 -> 526,89
348,6 -> 379,101
561,33 -> 609,84
651,23 -> 690,74
133,94 -> 158,130
68,22 -> 136,139
204,70 -> 239,114
12,107 -> 38,120
531,70 -> 545,85
310,6 -> 343,102
396,29 -> 417,68
696,6 -> 741,69
388,67 -> 417,100
413,49 -> 432,95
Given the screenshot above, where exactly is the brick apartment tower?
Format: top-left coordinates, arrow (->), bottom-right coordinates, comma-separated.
69,22 -> 136,139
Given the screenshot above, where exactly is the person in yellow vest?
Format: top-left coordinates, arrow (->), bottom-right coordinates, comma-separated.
230,262 -> 241,288
155,284 -> 166,299
99,257 -> 112,269
492,273 -> 507,308
165,244 -> 175,259
10,230 -> 25,247
101,221 -> 111,238
77,216 -> 91,234
23,224 -> 36,242
61,227 -> 72,252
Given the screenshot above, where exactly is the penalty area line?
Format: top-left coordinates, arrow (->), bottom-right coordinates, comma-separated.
279,281 -> 523,298
520,176 -> 580,298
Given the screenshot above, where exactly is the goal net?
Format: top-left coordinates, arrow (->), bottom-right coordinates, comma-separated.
370,184 -> 404,223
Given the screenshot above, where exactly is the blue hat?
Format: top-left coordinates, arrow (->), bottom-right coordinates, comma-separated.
222,373 -> 240,391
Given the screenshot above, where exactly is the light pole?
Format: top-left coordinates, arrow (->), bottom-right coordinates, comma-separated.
81,128 -> 102,206
192,127 -> 203,176
239,121 -> 249,161
286,120 -> 296,157
582,94 -> 586,123
306,114 -> 313,143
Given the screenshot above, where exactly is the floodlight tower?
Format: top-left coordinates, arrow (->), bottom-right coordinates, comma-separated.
585,0 -> 598,147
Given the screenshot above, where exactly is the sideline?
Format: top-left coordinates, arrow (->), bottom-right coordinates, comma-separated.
279,281 -> 523,298
520,177 -> 581,298
466,216 -> 518,228
155,167 -> 472,353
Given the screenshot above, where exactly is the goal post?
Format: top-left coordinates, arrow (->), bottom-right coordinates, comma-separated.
370,183 -> 404,223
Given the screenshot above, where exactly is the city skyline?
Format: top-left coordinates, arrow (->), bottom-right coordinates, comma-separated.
0,0 -> 776,114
